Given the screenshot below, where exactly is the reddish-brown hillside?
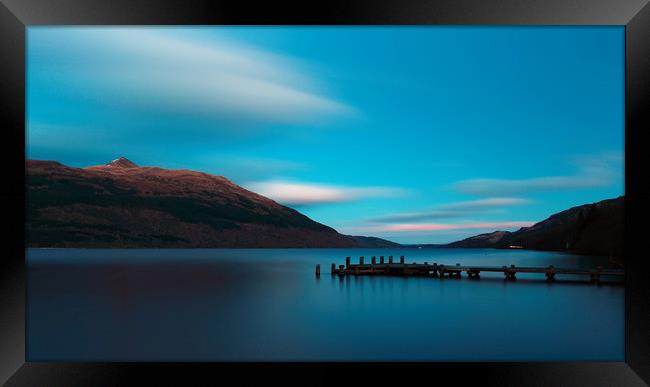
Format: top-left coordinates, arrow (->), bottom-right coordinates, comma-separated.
27,158 -> 394,248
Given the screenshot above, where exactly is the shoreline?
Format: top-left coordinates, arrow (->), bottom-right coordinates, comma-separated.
25,245 -> 622,256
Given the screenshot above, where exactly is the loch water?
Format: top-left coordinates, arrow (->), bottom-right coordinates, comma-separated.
27,248 -> 624,361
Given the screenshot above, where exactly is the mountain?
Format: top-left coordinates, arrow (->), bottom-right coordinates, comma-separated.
443,196 -> 624,256
26,158 -> 398,248
346,235 -> 402,248
445,231 -> 512,249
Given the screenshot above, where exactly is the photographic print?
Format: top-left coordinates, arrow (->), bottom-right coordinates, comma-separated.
26,26 -> 624,361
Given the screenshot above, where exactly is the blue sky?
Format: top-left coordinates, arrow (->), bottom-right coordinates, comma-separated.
27,26 -> 624,243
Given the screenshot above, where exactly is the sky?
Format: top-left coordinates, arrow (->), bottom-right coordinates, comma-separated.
27,26 -> 624,244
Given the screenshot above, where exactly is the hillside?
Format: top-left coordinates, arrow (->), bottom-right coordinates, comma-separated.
444,231 -> 512,249
347,235 -> 403,248
444,196 -> 624,256
26,158 -> 397,248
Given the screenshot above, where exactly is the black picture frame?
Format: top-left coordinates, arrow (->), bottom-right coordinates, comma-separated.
1,0 -> 649,385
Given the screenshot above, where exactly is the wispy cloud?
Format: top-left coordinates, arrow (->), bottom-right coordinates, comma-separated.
344,221 -> 535,234
244,180 -> 408,206
30,28 -> 354,126
454,152 -> 623,196
371,197 -> 530,223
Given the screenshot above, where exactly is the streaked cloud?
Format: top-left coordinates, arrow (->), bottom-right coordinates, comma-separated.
29,28 -> 354,126
244,180 -> 408,206
454,152 -> 623,196
344,221 -> 535,234
371,197 -> 530,223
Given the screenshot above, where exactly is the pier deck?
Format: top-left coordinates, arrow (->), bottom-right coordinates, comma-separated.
319,255 -> 624,284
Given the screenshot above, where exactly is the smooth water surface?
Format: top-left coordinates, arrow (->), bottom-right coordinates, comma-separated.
27,248 -> 624,361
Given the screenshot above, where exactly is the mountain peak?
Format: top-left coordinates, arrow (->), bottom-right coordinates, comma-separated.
106,157 -> 138,168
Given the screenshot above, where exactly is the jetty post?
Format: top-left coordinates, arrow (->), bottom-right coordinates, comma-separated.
591,266 -> 603,284
380,256 -> 384,264
315,264 -> 320,277
400,256 -> 405,264
545,265 -> 556,282
504,264 -> 517,281
388,256 -> 393,264
346,256 -> 351,269
360,256 -> 365,265
372,256 -> 376,265
590,274 -> 600,283
331,263 -> 336,275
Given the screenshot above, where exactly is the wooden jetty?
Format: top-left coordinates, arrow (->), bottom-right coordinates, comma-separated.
319,256 -> 624,284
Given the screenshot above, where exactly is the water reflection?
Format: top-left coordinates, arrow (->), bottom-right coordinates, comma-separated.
27,248 -> 624,361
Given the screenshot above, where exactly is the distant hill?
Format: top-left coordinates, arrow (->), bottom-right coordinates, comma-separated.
26,158 -> 399,248
444,196 -> 624,256
445,231 -> 512,249
347,235 -> 402,248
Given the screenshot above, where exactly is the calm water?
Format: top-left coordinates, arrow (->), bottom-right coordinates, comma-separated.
27,248 -> 624,361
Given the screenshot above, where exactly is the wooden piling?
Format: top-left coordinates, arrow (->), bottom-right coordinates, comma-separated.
372,256 -> 376,265
400,256 -> 405,264
331,263 -> 336,275
591,273 -> 601,284
315,264 -> 320,277
360,256 -> 365,265
592,266 -> 603,284
346,256 -> 351,269
380,256 -> 385,264
546,265 -> 556,282
388,256 -> 394,264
